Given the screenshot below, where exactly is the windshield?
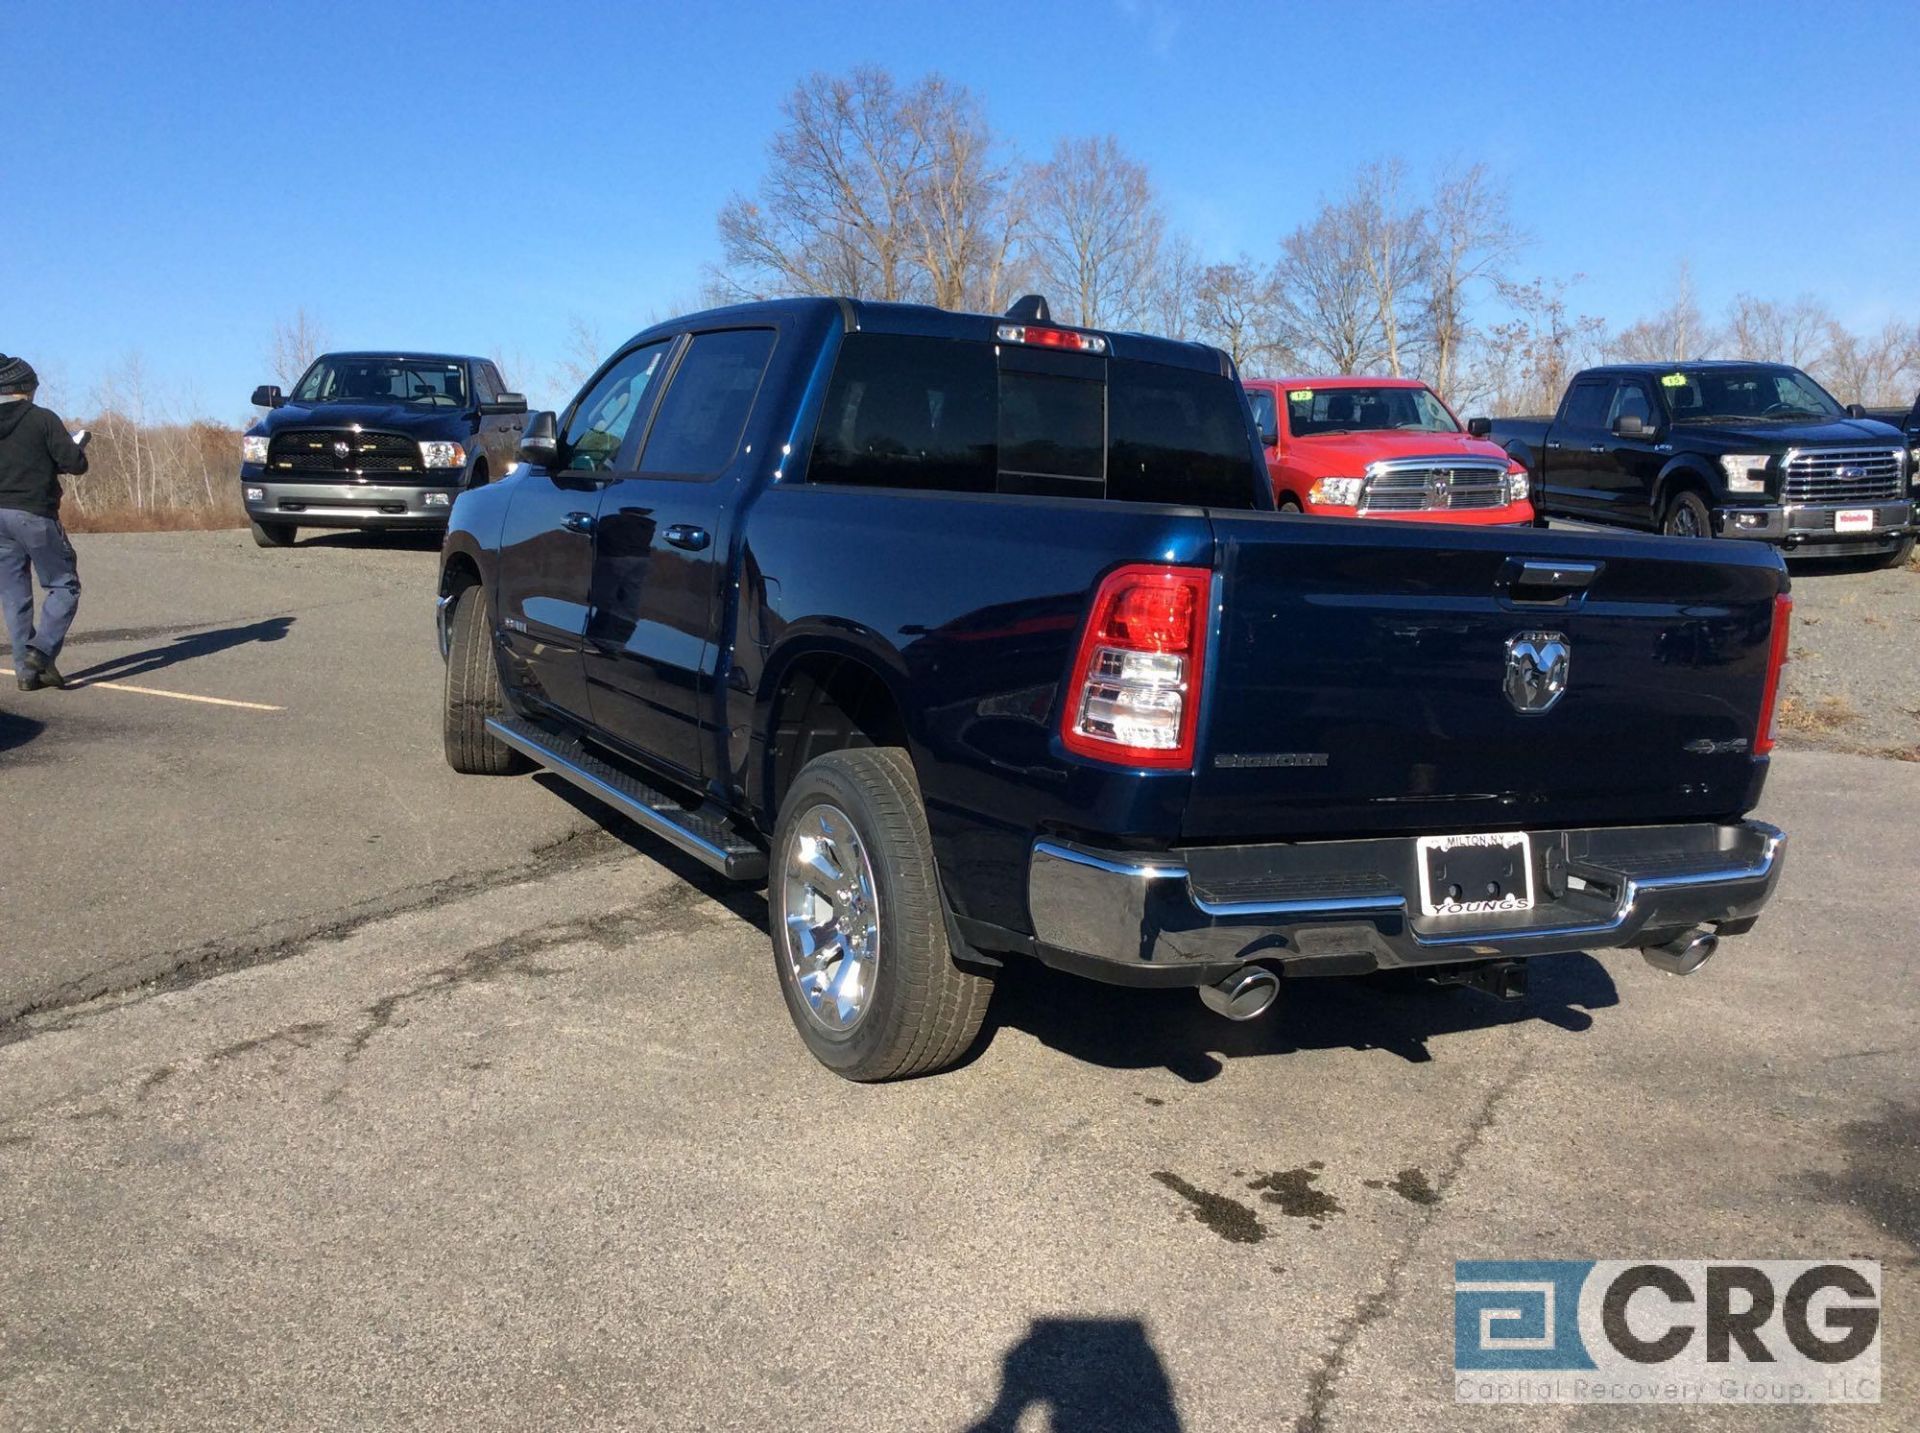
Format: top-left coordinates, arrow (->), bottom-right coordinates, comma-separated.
1284,385 -> 1459,436
1660,366 -> 1842,424
292,357 -> 468,407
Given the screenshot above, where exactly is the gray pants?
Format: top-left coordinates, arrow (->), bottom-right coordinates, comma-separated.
0,508 -> 82,668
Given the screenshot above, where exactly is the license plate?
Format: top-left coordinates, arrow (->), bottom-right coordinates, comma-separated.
1416,832 -> 1534,917
1835,508 -> 1875,533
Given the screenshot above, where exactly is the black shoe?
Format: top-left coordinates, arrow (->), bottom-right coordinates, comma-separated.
16,670 -> 43,691
22,648 -> 65,689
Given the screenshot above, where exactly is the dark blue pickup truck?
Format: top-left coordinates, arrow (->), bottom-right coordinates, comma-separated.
437,297 -> 1791,1080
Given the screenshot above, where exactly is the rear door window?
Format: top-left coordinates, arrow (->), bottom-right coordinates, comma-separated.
638,328 -> 777,477
1560,382 -> 1611,430
807,333 -> 1257,508
1245,387 -> 1278,440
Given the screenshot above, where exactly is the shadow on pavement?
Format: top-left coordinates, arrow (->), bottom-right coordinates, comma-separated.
961,1317 -> 1183,1432
979,950 -> 1619,1082
299,530 -> 443,552
0,707 -> 47,754
67,616 -> 295,686
524,778 -> 1620,1081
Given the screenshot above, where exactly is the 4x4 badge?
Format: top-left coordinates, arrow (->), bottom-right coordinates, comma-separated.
1505,631 -> 1569,713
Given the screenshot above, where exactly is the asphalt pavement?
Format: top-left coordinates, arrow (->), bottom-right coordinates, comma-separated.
1,530 -> 1915,1430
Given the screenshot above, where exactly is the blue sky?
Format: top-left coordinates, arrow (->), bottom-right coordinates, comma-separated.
5,0 -> 1917,420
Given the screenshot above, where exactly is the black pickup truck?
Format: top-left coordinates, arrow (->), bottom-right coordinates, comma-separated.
241,352 -> 527,548
1485,362 -> 1915,567
437,298 -> 1790,1080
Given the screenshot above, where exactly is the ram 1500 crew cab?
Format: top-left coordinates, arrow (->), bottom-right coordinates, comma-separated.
1488,362 -> 1915,567
437,297 -> 1790,1080
242,352 -> 527,548
1243,375 -> 1532,524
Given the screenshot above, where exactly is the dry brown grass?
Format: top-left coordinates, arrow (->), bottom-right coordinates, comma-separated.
63,501 -> 245,534
1775,692 -> 1861,736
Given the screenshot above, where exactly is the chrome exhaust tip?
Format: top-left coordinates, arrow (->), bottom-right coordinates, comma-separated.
1640,928 -> 1719,977
1198,966 -> 1281,1021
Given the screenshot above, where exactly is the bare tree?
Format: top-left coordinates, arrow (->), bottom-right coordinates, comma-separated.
1020,136 -> 1164,329
1724,293 -> 1833,369
1422,162 -> 1524,396
1275,205 -> 1385,374
548,315 -> 606,400
714,67 -> 935,303
1465,276 -> 1607,415
266,307 -> 328,389
1348,159 -> 1428,377
1191,257 -> 1283,373
907,76 -> 1025,312
1607,261 -> 1712,363
1148,232 -> 1203,341
1821,319 -> 1919,407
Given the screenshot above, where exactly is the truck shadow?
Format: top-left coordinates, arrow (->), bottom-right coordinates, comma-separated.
65,616 -> 295,686
300,531 -> 443,552
529,781 -> 1619,1082
959,1317 -> 1183,1432
977,952 -> 1619,1082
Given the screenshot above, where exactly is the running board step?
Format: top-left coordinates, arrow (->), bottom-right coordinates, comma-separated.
486,716 -> 766,882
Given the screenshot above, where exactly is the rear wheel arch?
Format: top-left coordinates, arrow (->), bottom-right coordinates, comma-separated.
763,650 -> 912,824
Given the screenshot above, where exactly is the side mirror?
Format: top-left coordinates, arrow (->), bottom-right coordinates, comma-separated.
1613,414 -> 1651,438
481,392 -> 529,415
517,410 -> 559,466
1466,416 -> 1492,438
251,384 -> 285,409
1845,402 -> 1868,419
1258,427 -> 1278,448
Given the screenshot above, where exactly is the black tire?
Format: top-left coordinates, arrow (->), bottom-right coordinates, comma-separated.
1661,488 -> 1712,539
770,747 -> 992,1081
250,519 -> 296,548
1871,534 -> 1915,570
1278,496 -> 1303,513
442,585 -> 530,775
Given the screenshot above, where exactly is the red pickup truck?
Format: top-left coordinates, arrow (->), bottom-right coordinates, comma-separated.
1243,376 -> 1533,524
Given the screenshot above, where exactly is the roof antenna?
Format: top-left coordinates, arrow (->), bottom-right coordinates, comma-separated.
1004,294 -> 1051,324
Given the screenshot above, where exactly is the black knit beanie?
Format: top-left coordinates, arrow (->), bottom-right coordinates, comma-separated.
0,354 -> 38,393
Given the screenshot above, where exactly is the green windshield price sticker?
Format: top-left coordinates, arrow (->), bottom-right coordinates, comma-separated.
1289,389 -> 1314,401
1660,373 -> 1688,387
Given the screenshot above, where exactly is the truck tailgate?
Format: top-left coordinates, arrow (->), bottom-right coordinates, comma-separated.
1186,515 -> 1786,842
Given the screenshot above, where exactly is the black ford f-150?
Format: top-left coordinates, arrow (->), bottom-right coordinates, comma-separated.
437,297 -> 1791,1080
241,351 -> 527,548
1485,362 -> 1915,567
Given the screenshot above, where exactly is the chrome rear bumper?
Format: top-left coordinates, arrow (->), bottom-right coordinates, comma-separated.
1027,820 -> 1784,983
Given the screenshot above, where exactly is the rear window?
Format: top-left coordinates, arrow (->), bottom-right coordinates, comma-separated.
806,332 -> 1258,508
639,328 -> 777,476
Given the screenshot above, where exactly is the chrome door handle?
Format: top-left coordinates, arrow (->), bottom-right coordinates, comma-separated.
1590,444 -> 1607,453
664,524 -> 711,551
1546,441 -> 1562,450
562,511 -> 595,534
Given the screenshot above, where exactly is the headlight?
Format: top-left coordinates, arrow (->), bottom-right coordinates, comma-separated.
1718,454 -> 1771,494
419,441 -> 467,470
242,435 -> 269,465
1308,476 -> 1365,506
1505,462 -> 1530,503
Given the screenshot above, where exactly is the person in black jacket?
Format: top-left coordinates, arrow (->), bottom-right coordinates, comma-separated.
0,354 -> 88,691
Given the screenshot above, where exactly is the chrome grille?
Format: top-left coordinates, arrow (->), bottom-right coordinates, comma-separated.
1360,458 -> 1510,513
268,429 -> 419,474
1783,447 -> 1903,504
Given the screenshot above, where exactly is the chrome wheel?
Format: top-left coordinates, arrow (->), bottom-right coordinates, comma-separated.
777,802 -> 880,1034
1666,500 -> 1704,537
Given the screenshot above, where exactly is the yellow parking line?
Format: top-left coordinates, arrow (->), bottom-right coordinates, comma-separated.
1,668 -> 285,712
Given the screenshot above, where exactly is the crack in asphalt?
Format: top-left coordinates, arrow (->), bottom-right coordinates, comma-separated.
0,826 -> 631,1047
1291,1044 -> 1536,1433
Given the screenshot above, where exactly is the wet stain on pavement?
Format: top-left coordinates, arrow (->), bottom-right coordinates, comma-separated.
1798,1101 -> 1920,1258
1363,1167 -> 1440,1206
1151,1171 -> 1268,1244
1246,1166 -> 1342,1220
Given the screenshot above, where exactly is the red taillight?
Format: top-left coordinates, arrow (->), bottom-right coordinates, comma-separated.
1754,592 -> 1792,757
1061,564 -> 1211,769
995,322 -> 1108,354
